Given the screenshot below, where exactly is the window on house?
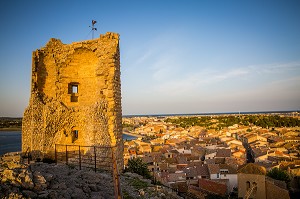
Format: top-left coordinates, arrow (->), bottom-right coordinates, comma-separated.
246,181 -> 250,191
252,182 -> 257,194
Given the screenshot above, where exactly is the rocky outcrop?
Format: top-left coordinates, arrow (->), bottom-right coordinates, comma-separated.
0,154 -> 182,199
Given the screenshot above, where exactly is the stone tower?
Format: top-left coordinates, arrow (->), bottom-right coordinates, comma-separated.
22,32 -> 123,169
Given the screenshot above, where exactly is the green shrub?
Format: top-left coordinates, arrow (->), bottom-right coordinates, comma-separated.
125,158 -> 151,179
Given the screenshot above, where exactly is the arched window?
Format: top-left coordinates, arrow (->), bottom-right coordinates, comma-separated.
252,182 -> 257,194
246,181 -> 250,191
71,128 -> 79,143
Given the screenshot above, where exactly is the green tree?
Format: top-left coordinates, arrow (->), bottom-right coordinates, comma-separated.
125,158 -> 151,179
267,168 -> 290,184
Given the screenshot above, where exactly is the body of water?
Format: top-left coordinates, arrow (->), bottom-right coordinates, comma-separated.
0,131 -> 137,156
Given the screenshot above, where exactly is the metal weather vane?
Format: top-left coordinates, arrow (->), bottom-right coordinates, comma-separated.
89,20 -> 97,39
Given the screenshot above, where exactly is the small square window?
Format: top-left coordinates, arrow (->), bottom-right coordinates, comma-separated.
68,82 -> 79,95
72,85 -> 78,93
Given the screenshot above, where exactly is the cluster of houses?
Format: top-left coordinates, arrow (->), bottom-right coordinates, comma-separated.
123,116 -> 300,198
237,126 -> 300,176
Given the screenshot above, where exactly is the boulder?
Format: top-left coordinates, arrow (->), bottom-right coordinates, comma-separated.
33,171 -> 47,191
22,190 -> 37,198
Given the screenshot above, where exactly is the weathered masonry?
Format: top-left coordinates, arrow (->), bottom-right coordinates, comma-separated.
22,32 -> 123,170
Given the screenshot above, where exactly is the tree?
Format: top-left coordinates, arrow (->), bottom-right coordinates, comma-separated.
267,168 -> 290,185
125,158 -> 151,179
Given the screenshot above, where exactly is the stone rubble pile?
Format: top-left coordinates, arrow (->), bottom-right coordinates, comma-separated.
0,154 -> 182,199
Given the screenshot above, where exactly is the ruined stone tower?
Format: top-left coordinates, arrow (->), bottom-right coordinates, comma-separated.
22,32 -> 123,169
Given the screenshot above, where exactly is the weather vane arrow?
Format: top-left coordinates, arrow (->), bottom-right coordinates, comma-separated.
89,20 -> 97,39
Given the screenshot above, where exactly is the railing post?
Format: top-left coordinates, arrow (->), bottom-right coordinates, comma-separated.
94,146 -> 97,172
112,146 -> 122,199
66,145 -> 68,165
79,145 -> 81,170
55,144 -> 57,164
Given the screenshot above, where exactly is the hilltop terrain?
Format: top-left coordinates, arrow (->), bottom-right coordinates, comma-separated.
0,153 -> 182,199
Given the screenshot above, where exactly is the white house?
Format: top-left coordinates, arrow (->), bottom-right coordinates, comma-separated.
219,164 -> 238,192
205,152 -> 216,160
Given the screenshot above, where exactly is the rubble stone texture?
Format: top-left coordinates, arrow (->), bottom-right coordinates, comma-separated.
0,155 -> 183,199
22,32 -> 123,170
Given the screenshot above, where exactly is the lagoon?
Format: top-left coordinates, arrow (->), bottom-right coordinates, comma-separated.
0,131 -> 137,156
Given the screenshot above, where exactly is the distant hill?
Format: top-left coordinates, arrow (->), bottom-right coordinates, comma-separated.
0,117 -> 22,131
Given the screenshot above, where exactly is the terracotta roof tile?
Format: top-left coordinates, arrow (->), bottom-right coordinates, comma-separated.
196,164 -> 210,177
219,164 -> 237,174
198,179 -> 227,196
216,149 -> 231,157
207,164 -> 220,174
184,167 -> 198,177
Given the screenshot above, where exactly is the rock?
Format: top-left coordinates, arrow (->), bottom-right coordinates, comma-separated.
139,189 -> 145,196
47,190 -> 58,199
33,171 -> 47,191
82,185 -> 91,194
6,192 -> 24,199
38,190 -> 49,198
160,193 -> 166,198
90,192 -> 105,199
49,183 -> 59,190
22,190 -> 37,198
1,160 -> 184,199
58,190 -> 71,199
88,184 -> 97,191
70,187 -> 86,199
1,169 -> 15,183
43,173 -> 53,182
18,169 -> 34,189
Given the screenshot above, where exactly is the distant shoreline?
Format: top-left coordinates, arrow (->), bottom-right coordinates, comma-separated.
0,128 -> 21,131
123,131 -> 142,138
0,129 -> 143,139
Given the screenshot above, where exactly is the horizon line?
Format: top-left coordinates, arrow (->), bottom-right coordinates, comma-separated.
123,109 -> 299,117
1,109 -> 299,119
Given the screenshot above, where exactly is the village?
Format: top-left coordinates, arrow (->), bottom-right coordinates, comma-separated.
122,113 -> 300,198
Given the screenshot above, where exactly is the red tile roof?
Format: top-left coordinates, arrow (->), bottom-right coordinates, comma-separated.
208,164 -> 220,174
198,179 -> 227,196
216,149 -> 231,158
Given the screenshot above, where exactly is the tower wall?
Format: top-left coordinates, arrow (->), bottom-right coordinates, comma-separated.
22,32 -> 123,170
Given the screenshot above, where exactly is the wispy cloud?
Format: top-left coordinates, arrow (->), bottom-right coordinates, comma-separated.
248,61 -> 300,75
156,67 -> 250,95
135,50 -> 153,66
154,61 -> 300,98
127,32 -> 184,82
203,68 -> 249,83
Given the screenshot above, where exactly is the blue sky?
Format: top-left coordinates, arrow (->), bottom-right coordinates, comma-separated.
0,0 -> 300,117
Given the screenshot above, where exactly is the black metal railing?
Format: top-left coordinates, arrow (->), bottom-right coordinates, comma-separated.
55,144 -> 114,171
54,144 -> 122,199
